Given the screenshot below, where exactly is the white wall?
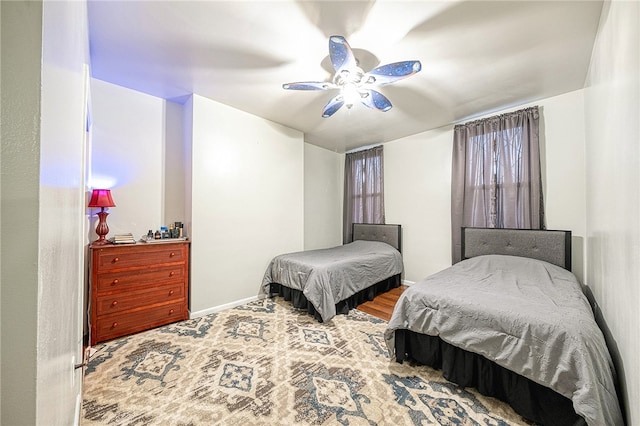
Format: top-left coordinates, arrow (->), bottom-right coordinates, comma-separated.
38,1 -> 90,423
384,90 -> 589,283
384,127 -> 453,282
304,143 -> 343,250
89,84 -> 306,321
187,95 -> 304,315
90,79 -> 167,239
538,90 -> 587,281
164,101 -> 186,225
1,0 -> 89,423
1,3 -> 42,423
584,1 -> 639,423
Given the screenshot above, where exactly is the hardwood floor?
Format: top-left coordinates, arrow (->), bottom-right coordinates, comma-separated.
356,285 -> 407,321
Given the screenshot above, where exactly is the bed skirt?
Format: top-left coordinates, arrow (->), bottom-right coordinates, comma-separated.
268,274 -> 401,322
394,329 -> 585,426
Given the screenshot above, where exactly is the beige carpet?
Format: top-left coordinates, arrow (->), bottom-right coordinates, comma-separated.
82,297 -> 530,425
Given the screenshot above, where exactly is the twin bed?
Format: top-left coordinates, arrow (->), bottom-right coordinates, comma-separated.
262,225 -> 623,426
386,227 -> 623,426
262,223 -> 403,322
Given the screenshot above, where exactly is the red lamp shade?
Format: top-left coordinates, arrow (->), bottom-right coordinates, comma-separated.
89,189 -> 116,245
88,189 -> 116,208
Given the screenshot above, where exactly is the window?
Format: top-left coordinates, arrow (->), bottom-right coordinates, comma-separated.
343,145 -> 385,243
467,126 -> 529,228
451,107 -> 544,263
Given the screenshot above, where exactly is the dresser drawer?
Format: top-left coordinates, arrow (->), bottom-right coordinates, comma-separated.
95,283 -> 185,315
95,302 -> 186,343
95,245 -> 187,271
96,266 -> 185,294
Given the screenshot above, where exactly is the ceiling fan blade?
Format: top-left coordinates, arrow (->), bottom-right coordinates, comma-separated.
322,94 -> 345,118
329,35 -> 357,72
364,61 -> 422,86
282,81 -> 337,91
359,89 -> 392,112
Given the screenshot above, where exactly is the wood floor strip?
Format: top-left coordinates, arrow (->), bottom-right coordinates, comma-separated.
357,285 -> 407,321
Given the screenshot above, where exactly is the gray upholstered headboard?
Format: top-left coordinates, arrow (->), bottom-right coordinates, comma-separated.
462,227 -> 572,270
352,223 -> 402,253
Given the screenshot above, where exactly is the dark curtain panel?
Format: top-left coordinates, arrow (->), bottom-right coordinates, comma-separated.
451,106 -> 545,263
343,145 -> 385,243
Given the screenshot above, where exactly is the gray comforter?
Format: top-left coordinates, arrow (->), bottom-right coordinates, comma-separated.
385,255 -> 623,426
262,240 -> 403,322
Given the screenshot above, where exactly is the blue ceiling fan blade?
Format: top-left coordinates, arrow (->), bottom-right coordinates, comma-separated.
282,81 -> 337,90
359,89 -> 392,112
363,61 -> 422,86
329,35 -> 358,73
322,94 -> 345,118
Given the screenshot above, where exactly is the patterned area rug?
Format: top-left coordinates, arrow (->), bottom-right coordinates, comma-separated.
82,297 -> 530,425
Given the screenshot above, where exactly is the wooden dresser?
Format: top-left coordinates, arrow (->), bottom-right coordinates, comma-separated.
89,241 -> 190,345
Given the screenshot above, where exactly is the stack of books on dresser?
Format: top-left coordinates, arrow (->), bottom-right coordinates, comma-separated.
111,233 -> 137,244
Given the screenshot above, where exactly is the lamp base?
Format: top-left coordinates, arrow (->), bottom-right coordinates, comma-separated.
92,237 -> 112,246
94,210 -> 112,245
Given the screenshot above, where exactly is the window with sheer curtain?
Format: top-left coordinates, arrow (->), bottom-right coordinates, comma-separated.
343,145 -> 385,244
451,106 -> 545,263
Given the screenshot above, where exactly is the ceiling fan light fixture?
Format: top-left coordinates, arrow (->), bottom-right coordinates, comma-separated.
283,35 -> 421,118
342,84 -> 360,109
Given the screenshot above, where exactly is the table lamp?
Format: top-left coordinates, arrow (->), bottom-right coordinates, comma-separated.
88,189 -> 116,245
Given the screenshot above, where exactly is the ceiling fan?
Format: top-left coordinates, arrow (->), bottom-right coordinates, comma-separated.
283,35 -> 421,118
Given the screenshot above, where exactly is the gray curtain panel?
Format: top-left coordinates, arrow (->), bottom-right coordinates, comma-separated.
343,145 -> 385,244
451,106 -> 545,263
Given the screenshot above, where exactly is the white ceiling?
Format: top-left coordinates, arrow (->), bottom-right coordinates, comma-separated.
88,0 -> 603,153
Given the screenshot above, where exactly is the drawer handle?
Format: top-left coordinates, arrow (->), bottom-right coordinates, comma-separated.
111,279 -> 119,286
170,252 -> 176,257
111,301 -> 118,307
169,271 -> 175,277
169,290 -> 175,296
169,309 -> 175,315
112,257 -> 119,263
111,322 -> 118,329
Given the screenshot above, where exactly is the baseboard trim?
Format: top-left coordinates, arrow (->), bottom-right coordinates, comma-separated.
189,294 -> 262,319
189,282 -> 415,318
